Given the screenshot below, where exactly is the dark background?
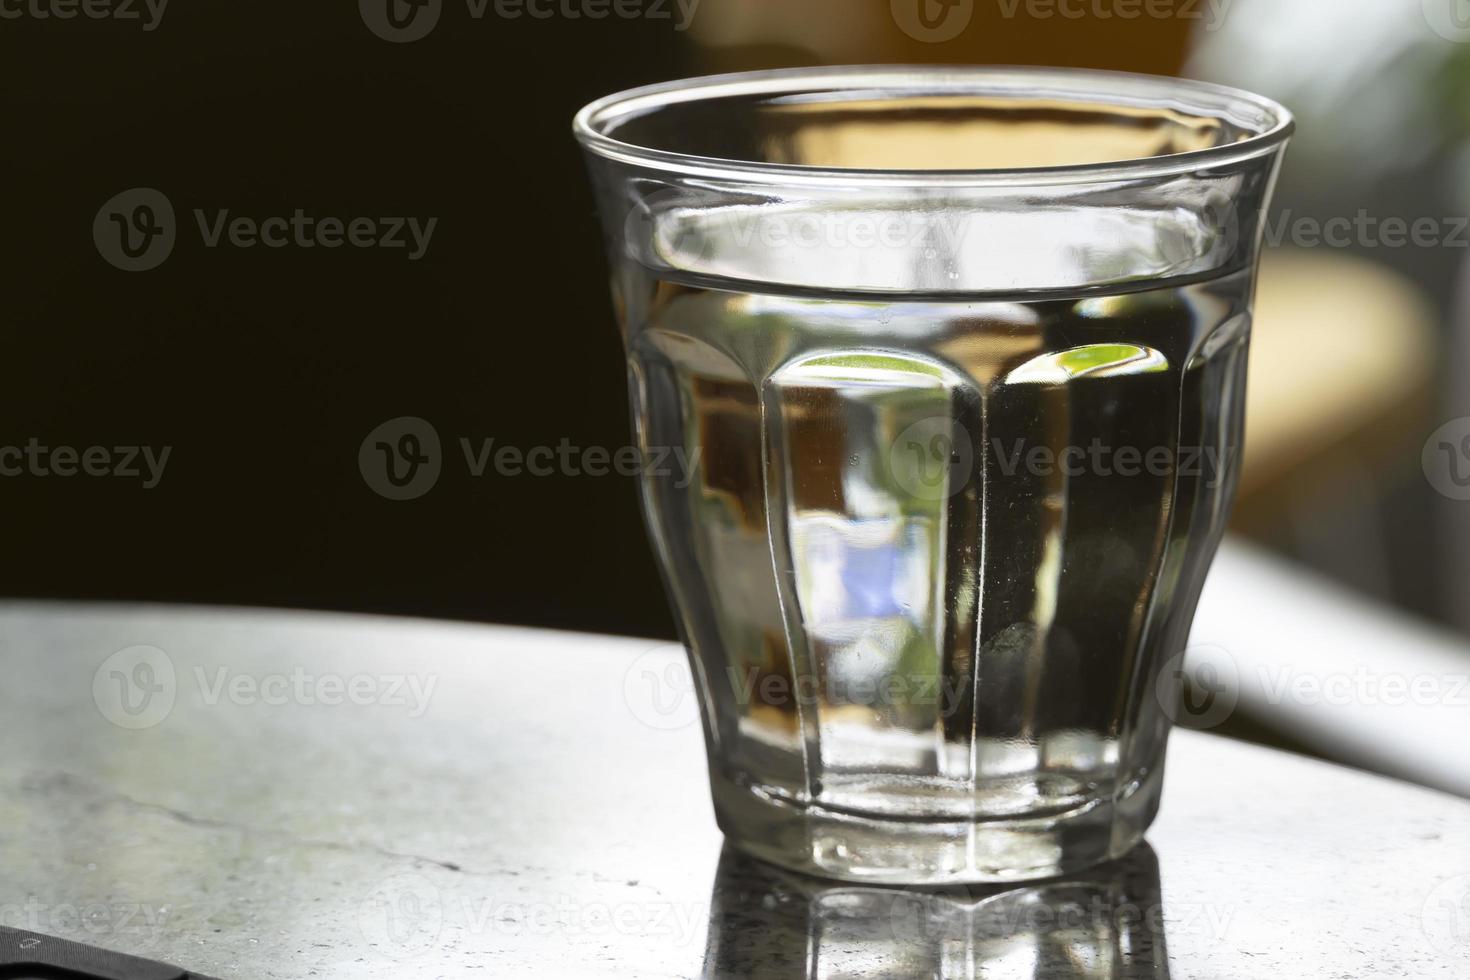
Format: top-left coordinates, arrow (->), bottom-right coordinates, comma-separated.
0,2 -> 1197,638
2,1 -> 1466,648
1,5 -> 697,634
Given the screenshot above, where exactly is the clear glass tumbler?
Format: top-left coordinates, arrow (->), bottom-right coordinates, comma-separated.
575,66 -> 1291,884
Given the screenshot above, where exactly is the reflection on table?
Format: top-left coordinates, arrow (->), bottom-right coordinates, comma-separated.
705,844 -> 1169,980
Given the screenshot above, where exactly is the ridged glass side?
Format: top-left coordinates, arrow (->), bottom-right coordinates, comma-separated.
623,270 -> 1250,878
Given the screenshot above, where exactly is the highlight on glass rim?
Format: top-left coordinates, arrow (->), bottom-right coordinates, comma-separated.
5,3 -> 1469,977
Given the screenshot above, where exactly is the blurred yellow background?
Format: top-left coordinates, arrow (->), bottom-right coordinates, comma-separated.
675,0 -> 1466,634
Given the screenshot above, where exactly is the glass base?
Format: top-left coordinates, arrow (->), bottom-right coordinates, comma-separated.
710,766 -> 1163,886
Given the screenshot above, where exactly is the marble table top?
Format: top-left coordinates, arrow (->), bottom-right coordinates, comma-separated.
1,602 -> 1466,978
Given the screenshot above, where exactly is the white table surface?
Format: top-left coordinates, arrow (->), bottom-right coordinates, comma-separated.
1,589 -> 1468,978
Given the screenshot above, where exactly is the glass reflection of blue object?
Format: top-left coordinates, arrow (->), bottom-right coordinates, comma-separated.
791,515 -> 932,626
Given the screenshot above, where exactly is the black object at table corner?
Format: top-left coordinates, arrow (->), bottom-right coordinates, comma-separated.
0,926 -> 218,980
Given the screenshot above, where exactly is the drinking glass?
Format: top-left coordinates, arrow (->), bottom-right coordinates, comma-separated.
575,66 -> 1291,884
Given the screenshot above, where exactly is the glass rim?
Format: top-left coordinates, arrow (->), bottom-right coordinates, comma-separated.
573,65 -> 1294,188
